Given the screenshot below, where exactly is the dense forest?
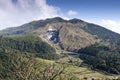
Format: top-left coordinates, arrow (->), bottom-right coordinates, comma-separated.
0,35 -> 59,60
78,43 -> 120,74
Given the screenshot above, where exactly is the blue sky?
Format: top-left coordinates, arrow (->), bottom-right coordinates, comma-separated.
47,0 -> 120,19
0,0 -> 120,33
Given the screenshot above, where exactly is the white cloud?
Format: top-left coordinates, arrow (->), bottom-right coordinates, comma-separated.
101,19 -> 118,27
101,19 -> 120,34
96,19 -> 120,34
0,0 -> 60,30
67,10 -> 78,16
86,19 -> 120,34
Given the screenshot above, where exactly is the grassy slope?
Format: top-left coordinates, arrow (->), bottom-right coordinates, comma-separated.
38,55 -> 115,80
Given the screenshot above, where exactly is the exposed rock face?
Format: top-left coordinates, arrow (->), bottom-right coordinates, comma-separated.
42,26 -> 59,43
36,22 -> 99,52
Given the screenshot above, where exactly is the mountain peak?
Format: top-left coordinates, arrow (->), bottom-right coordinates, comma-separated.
46,17 -> 66,22
52,17 -> 64,20
69,18 -> 85,23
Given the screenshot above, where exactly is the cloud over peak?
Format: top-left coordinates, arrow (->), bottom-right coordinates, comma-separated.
67,10 -> 78,16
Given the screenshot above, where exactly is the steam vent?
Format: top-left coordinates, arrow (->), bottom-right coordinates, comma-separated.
43,26 -> 59,43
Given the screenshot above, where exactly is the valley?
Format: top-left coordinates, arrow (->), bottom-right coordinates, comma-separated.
37,54 -> 119,80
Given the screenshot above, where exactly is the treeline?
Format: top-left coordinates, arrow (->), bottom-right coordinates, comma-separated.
0,35 -> 59,60
78,43 -> 120,74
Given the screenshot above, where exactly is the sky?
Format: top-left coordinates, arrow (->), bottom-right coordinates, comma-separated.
0,0 -> 120,34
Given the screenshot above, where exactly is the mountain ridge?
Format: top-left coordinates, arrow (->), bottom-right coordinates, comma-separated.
0,17 -> 120,51
1,17 -> 120,35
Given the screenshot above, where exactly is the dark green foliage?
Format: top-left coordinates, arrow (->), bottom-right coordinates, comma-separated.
0,35 -> 59,60
78,44 -> 120,74
69,18 -> 84,24
0,49 -> 30,80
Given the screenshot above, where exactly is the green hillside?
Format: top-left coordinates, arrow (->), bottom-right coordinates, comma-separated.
78,43 -> 120,74
0,35 -> 59,60
83,23 -> 120,44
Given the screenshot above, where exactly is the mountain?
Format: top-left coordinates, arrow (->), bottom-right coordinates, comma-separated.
0,17 -> 66,36
0,17 -> 120,52
1,17 -> 120,75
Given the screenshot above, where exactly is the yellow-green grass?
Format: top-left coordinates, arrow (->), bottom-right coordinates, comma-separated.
57,56 -> 115,79
67,65 -> 89,73
36,57 -> 119,80
36,58 -> 54,64
67,65 -> 115,79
